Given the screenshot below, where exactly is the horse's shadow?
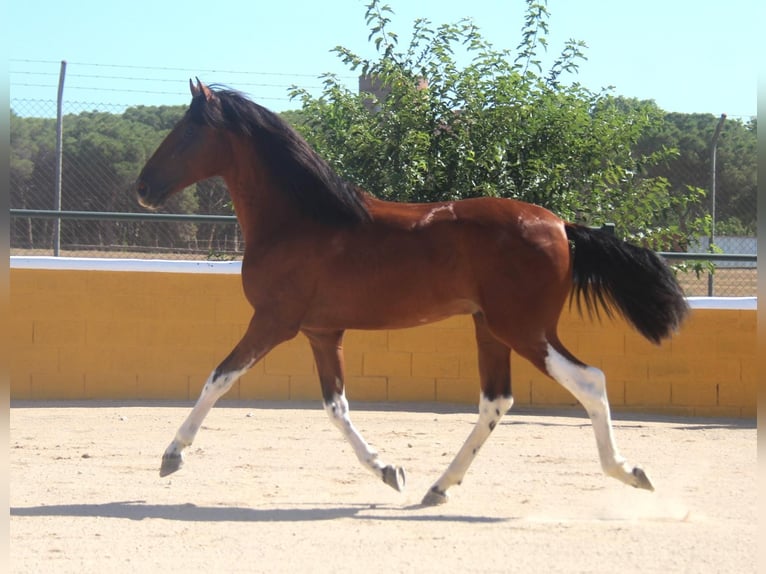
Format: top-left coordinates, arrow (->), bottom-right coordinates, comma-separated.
10,501 -> 509,524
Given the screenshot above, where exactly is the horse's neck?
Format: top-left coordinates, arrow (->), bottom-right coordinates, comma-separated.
223,172 -> 306,248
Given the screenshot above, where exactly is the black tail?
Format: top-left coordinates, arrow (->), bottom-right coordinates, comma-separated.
565,223 -> 689,344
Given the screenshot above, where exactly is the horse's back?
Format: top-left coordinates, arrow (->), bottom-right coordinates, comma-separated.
297,196 -> 573,330
368,195 -> 570,278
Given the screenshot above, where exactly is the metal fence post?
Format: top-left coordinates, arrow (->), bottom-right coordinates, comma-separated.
707,113 -> 726,296
53,60 -> 67,256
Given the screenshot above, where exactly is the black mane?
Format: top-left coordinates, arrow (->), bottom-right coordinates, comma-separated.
188,86 -> 371,226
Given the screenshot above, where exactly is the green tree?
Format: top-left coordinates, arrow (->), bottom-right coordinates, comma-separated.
10,111 -> 57,247
290,0 -> 709,249
633,108 -> 756,237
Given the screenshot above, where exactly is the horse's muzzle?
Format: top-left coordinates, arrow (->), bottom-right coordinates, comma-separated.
135,179 -> 162,209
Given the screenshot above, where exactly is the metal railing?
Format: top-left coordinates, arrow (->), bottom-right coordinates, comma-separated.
9,208 -> 237,224
10,210 -> 757,297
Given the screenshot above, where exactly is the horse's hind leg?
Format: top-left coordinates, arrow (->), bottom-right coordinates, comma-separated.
160,313 -> 296,477
533,339 -> 654,491
422,313 -> 513,505
304,329 -> 406,492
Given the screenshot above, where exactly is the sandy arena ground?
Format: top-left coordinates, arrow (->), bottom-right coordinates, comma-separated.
10,401 -> 757,573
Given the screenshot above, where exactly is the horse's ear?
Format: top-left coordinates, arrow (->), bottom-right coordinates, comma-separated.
189,78 -> 214,102
199,81 -> 214,103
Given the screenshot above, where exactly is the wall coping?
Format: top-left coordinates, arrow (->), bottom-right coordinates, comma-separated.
10,256 -> 757,310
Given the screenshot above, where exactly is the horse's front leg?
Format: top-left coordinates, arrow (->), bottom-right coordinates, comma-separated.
304,328 -> 406,492
160,313 -> 298,477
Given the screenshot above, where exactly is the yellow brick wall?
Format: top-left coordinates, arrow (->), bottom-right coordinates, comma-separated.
10,267 -> 756,417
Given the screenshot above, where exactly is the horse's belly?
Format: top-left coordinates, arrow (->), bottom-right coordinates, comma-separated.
302,286 -> 479,331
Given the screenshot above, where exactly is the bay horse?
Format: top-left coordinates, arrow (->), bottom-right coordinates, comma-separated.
135,79 -> 688,505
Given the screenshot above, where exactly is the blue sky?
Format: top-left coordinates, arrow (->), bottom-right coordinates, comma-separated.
9,0 -> 758,119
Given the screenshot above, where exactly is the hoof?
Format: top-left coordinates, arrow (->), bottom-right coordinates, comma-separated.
632,467 -> 654,491
382,465 -> 406,492
159,453 -> 183,477
421,486 -> 448,506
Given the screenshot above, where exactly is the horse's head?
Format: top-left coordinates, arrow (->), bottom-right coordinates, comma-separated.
136,79 -> 228,209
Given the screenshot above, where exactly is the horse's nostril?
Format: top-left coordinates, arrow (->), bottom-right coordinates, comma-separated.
136,181 -> 149,198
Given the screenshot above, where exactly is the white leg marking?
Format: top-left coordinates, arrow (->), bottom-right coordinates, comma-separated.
163,362 -> 253,464
324,390 -> 386,478
427,393 -> 513,500
544,345 -> 649,488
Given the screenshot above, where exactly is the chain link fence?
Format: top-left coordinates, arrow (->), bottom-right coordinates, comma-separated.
11,95 -> 244,260
10,68 -> 757,295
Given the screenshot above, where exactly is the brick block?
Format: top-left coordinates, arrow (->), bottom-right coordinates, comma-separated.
138,321 -> 234,350
740,358 -> 755,384
363,350 -> 411,377
412,353 -> 460,378
388,328 -> 437,353
689,358 -> 741,385
344,330 -> 388,351
670,330 -> 717,356
692,309 -> 742,330
625,380 -> 671,406
737,310 -> 756,331
713,331 -> 755,357
625,332 -> 671,357
33,269 -> 89,293
84,372 -> 138,399
214,295 -> 251,324
11,293 -> 89,321
436,378 -> 478,404
600,356 -> 649,385
158,296 -> 218,324
87,271 -> 148,296
58,345 -> 112,375
718,380 -> 758,416
346,376 -> 388,402
11,346 -> 59,378
530,378 -> 577,406
605,379 -> 626,406
511,376 -> 532,405
264,341 -> 314,376
236,372 -> 290,401
33,320 -> 86,346
239,373 -> 290,401
430,329 -> 476,353
110,294 -> 162,322
81,292 -> 120,321
647,357 -> 693,384
717,380 -> 750,408
8,319 -> 33,347
619,405 -> 695,418
457,352 -> 479,379
86,320 -> 142,347
693,406 -> 744,418
341,351 -> 364,377
510,364 -> 541,405
671,381 -> 717,406
10,268 -> 41,293
288,374 -> 322,401
576,331 -> 625,358
31,372 -> 85,400
10,375 -> 32,400
388,377 -> 435,402
136,373 -> 189,400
